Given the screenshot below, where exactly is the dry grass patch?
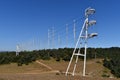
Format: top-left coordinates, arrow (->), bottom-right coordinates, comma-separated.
0,62 -> 50,74
0,59 -> 119,80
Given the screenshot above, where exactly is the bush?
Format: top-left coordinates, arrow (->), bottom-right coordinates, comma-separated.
102,74 -> 110,78
17,63 -> 22,66
56,57 -> 60,62
103,58 -> 120,78
63,55 -> 71,61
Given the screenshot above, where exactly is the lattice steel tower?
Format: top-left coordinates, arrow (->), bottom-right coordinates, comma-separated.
16,44 -> 20,56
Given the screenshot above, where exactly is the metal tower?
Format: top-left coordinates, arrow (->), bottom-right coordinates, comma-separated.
65,7 -> 97,76
16,44 -> 20,56
66,24 -> 68,47
48,29 -> 50,49
52,27 -> 55,49
73,20 -> 76,45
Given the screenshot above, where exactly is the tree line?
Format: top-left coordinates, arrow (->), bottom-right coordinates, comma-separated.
0,47 -> 120,77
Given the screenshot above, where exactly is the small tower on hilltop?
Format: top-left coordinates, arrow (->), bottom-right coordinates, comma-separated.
16,44 -> 20,56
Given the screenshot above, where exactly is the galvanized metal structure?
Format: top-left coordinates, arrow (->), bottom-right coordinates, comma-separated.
65,7 -> 97,76
16,44 -> 20,56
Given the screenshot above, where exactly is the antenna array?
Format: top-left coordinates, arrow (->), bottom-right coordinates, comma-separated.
65,7 -> 97,76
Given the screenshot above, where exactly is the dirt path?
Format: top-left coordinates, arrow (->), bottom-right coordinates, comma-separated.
36,60 -> 52,70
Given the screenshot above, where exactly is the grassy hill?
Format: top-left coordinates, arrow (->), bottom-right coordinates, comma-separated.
0,59 -> 119,80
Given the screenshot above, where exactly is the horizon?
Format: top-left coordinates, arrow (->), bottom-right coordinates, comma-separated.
1,46 -> 120,52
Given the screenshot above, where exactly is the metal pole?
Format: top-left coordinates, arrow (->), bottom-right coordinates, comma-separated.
58,35 -> 60,48
66,24 -> 68,47
83,18 -> 88,76
73,20 -> 76,45
48,29 -> 50,49
16,44 -> 19,56
72,55 -> 79,76
52,27 -> 54,49
72,42 -> 82,76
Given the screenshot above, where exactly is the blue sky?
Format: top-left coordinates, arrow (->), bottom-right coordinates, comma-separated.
0,0 -> 120,51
